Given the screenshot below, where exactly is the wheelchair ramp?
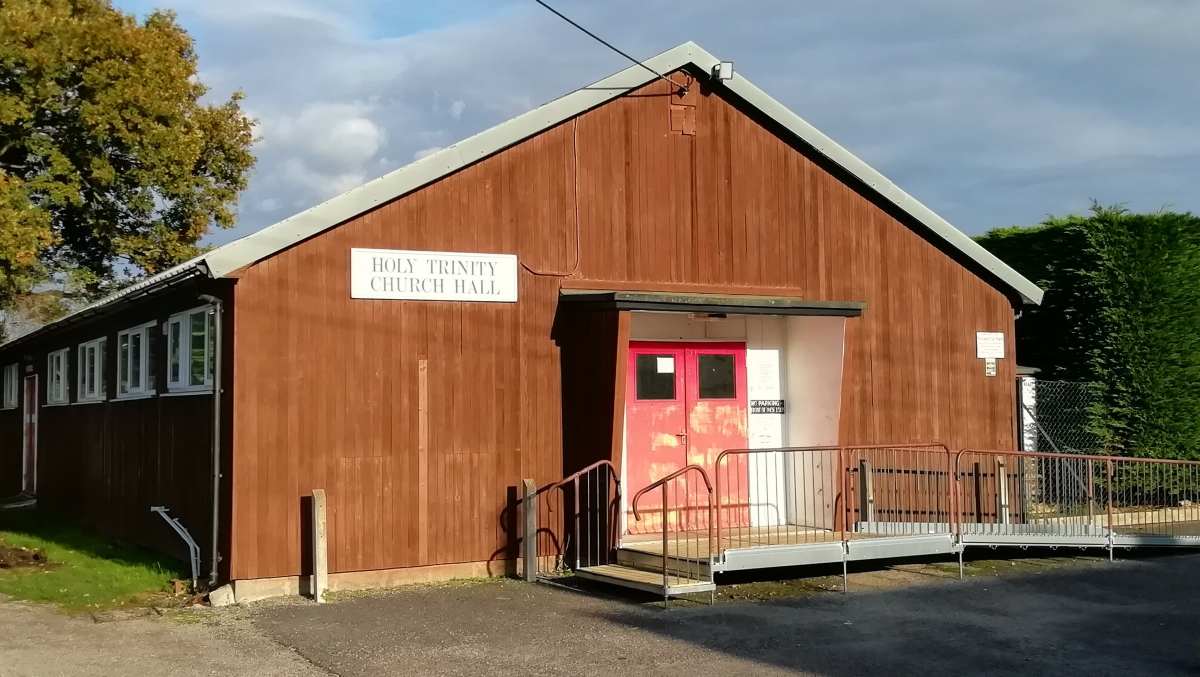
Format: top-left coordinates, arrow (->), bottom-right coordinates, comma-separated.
523,446 -> 1200,606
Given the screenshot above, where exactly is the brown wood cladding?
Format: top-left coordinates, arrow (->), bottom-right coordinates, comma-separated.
229,70 -> 1018,580
0,283 -> 226,565
0,408 -> 19,497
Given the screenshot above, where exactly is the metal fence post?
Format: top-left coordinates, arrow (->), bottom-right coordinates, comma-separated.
1087,459 -> 1096,527
522,479 -> 537,582
1105,461 -> 1115,562
973,463 -> 984,523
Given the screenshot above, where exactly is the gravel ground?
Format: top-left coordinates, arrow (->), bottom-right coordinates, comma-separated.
0,596 -> 327,677
251,552 -> 1200,677
3,552 -> 1198,676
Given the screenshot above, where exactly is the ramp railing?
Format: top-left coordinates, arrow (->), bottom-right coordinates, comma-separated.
631,465 -> 714,595
956,449 -> 1200,547
844,444 -> 956,537
713,444 -> 954,559
526,461 -> 620,578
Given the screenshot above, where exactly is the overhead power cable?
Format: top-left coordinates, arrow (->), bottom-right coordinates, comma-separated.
533,0 -> 690,93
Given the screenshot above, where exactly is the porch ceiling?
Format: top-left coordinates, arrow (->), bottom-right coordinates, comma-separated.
559,289 -> 864,317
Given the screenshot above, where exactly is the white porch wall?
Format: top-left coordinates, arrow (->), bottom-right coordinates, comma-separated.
745,317 -> 789,528
624,312 -> 847,529
783,316 -> 847,528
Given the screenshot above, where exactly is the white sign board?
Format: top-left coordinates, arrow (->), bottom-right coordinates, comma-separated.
975,331 -> 1006,359
350,248 -> 518,302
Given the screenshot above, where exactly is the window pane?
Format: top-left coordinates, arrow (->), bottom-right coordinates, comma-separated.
189,312 -> 207,386
207,313 -> 216,383
48,354 -> 57,401
169,321 -> 181,383
146,329 -> 155,390
636,354 -> 676,400
130,332 -> 142,390
698,354 -> 736,399
119,335 -> 130,392
86,346 -> 96,397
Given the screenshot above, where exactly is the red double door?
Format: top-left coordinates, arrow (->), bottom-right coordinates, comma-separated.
625,341 -> 749,533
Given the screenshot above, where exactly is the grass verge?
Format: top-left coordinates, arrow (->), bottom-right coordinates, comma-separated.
0,507 -> 185,613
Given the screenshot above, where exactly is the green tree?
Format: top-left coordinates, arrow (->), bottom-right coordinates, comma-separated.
0,0 -> 254,333
977,205 -> 1200,460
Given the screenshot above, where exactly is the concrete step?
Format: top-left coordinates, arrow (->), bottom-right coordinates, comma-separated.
575,563 -> 715,597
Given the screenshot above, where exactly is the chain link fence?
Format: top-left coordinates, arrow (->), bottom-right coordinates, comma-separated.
1019,378 -> 1103,453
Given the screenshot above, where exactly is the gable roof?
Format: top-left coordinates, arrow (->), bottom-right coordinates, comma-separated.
3,41 -> 1042,350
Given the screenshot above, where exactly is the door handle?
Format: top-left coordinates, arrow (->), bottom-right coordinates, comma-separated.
675,432 -> 688,443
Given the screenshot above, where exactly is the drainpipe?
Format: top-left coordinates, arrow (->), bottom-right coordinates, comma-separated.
198,294 -> 224,587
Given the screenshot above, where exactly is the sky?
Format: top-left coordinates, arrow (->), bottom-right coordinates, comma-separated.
115,0 -> 1200,244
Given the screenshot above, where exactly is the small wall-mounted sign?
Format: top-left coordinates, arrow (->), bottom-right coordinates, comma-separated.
350,248 -> 518,302
984,357 -> 998,377
750,399 -> 786,415
975,331 -> 1005,359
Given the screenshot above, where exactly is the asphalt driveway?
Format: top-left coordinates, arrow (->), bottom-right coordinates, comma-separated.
252,552 -> 1200,677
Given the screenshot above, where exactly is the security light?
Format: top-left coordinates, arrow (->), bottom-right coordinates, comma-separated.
712,61 -> 735,81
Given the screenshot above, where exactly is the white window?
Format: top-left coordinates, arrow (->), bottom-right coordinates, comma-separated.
117,322 -> 156,398
77,337 -> 106,402
46,349 -> 69,404
167,307 -> 215,392
2,364 -> 17,409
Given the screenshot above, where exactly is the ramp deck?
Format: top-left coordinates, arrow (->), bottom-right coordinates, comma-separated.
528,446 -> 1200,603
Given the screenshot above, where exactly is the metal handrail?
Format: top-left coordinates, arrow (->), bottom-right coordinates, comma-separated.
530,460 -> 620,575
954,448 -> 1200,557
631,464 -> 713,519
632,465 -> 714,601
959,448 -> 1200,466
713,443 -> 952,559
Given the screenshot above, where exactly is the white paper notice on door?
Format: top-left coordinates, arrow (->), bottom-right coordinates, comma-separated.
656,356 -> 674,374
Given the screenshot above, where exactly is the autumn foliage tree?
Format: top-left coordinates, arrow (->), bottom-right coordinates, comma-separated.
0,0 -> 254,336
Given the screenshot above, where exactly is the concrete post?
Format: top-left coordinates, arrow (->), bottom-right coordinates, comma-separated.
858,461 -> 875,524
996,458 -> 1010,525
522,479 -> 537,582
312,489 -> 328,603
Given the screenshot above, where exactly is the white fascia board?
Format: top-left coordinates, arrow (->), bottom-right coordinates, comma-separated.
201,43 -> 703,279
203,39 -> 1040,304
34,39 -> 1034,323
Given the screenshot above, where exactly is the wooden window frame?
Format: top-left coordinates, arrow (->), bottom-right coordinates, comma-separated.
1,363 -> 17,410
117,321 -> 156,400
76,337 -> 106,403
46,348 -> 69,405
166,306 -> 214,394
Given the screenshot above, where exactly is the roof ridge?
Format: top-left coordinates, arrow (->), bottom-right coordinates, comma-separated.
1,40 -> 1043,351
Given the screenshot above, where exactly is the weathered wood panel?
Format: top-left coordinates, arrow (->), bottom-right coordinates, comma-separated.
229,69 -> 1018,580
0,282 -> 229,573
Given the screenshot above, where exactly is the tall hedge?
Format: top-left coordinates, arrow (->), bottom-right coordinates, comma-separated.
977,206 -> 1200,459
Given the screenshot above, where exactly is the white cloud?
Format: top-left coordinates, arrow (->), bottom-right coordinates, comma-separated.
264,102 -> 386,167
122,0 -> 1200,240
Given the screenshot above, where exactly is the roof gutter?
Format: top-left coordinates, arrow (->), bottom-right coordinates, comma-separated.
0,263 -> 210,354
